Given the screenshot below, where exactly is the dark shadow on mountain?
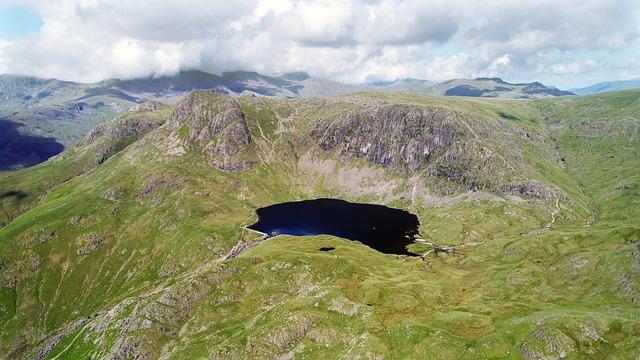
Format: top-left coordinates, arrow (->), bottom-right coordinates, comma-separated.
0,119 -> 65,171
445,85 -> 487,97
0,190 -> 28,200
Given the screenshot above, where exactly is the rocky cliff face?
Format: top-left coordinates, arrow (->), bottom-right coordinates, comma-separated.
168,90 -> 253,171
307,101 -> 557,199
155,91 -> 559,199
81,101 -> 166,147
311,104 -> 459,173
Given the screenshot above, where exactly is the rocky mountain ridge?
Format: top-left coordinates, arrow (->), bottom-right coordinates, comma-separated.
0,70 -> 577,170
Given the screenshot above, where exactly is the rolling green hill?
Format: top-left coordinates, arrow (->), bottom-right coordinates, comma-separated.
0,89 -> 638,359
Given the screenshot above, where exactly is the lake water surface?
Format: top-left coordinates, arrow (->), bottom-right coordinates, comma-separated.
248,198 -> 420,256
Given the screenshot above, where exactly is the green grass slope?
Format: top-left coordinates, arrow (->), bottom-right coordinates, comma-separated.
0,90 -> 638,359
0,101 -> 171,227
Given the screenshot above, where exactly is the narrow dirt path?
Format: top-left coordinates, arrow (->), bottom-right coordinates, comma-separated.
545,196 -> 561,229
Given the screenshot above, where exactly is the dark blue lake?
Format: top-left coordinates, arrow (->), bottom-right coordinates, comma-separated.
248,198 -> 420,256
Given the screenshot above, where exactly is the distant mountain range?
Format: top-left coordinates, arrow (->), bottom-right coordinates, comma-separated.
1,70 -> 575,106
376,77 -> 574,97
571,77 -> 640,95
294,74 -> 575,99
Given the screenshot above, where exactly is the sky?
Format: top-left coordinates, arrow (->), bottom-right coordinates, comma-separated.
0,0 -> 638,89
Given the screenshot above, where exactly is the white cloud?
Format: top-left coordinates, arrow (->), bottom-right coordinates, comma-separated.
547,60 -> 599,75
0,0 -> 638,87
360,0 -> 460,45
267,0 -> 356,46
0,39 -> 12,74
485,54 -> 511,76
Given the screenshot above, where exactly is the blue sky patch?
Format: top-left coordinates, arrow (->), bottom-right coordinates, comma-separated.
0,1 -> 42,39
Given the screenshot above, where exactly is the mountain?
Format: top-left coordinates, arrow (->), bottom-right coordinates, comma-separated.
0,70 -> 293,170
0,89 -> 638,358
0,71 -> 573,170
0,74 -> 141,170
429,77 -> 574,98
358,77 -> 573,99
572,77 -> 640,95
366,78 -> 435,93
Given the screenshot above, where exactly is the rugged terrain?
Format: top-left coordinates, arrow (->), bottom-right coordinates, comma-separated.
1,71 -> 578,170
0,88 -> 638,359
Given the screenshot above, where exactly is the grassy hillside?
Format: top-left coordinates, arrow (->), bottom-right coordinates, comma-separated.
0,102 -> 172,229
0,90 -> 638,359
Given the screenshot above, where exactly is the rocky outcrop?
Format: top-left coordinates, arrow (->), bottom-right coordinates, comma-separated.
310,104 -> 459,173
502,180 -> 558,200
76,232 -> 104,255
136,173 -> 183,197
36,314 -> 101,360
308,101 -> 563,200
101,189 -> 121,201
80,101 -> 166,147
69,261 -> 243,359
77,100 -> 168,166
127,100 -> 165,113
168,90 -> 253,171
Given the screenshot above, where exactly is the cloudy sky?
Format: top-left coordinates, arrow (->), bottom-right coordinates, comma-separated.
0,0 -> 639,89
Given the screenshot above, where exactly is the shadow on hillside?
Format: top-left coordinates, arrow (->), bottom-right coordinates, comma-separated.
0,190 -> 28,200
0,119 -> 65,171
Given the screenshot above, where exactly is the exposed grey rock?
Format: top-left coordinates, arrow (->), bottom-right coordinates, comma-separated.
532,327 -> 574,358
29,229 -> 55,244
263,316 -> 313,351
76,232 -> 104,255
38,317 -> 92,360
30,256 -> 40,270
65,262 -> 244,359
101,189 -> 121,201
579,324 -> 606,342
106,337 -> 148,360
75,101 -> 167,166
81,113 -> 163,148
519,342 -> 545,360
502,180 -> 558,200
203,236 -> 215,246
137,174 -> 182,197
157,260 -> 181,278
128,100 -> 164,113
329,297 -> 361,317
311,104 -> 458,173
68,215 -> 82,225
309,102 -> 558,199
224,236 -> 267,260
168,90 -> 253,171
